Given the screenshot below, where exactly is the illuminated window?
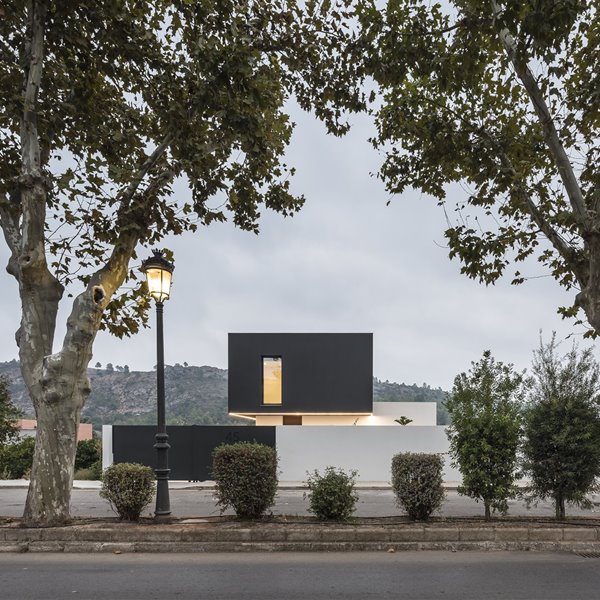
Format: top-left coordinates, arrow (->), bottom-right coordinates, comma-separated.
263,357 -> 282,405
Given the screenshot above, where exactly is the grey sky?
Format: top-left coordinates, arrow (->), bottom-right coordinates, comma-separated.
0,104 -> 586,390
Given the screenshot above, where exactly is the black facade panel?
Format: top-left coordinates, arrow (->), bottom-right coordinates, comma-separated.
228,333 -> 373,415
112,425 -> 276,481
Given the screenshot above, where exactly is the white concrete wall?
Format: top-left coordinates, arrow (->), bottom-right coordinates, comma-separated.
102,425 -> 113,470
104,423 -> 458,483
276,425 -> 458,483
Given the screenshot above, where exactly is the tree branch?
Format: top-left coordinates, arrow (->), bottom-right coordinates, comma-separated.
117,130 -> 176,206
490,0 -> 589,230
15,0 -> 64,398
0,192 -> 22,279
492,144 -> 587,286
20,0 -> 50,266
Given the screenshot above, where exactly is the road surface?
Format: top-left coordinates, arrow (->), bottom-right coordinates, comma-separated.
0,552 -> 598,600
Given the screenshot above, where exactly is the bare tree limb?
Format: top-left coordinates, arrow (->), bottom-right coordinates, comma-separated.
490,0 -> 590,230
16,0 -> 63,396
0,191 -> 22,279
478,131 -> 587,285
118,130 -> 176,206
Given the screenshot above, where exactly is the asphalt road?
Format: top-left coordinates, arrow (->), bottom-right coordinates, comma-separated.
1,487 -> 599,519
1,552 -> 599,600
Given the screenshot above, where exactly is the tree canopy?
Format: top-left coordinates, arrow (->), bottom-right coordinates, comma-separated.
446,350 -> 525,520
349,0 -> 600,334
0,0 -> 355,525
522,334 -> 600,518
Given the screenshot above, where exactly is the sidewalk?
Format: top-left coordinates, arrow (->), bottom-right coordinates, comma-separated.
2,485 -> 600,520
2,480 -> 451,490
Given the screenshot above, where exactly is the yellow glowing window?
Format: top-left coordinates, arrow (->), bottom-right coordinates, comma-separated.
263,357 -> 282,405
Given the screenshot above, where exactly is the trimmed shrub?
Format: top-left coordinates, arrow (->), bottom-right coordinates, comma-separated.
90,460 -> 103,480
305,466 -> 359,521
391,452 -> 445,521
212,442 -> 278,519
100,462 -> 155,520
0,437 -> 35,479
74,467 -> 96,480
74,461 -> 102,481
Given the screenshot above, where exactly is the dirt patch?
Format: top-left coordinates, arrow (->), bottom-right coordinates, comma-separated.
4,513 -> 600,530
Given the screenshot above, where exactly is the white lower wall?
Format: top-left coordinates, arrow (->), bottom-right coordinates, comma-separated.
103,423 -> 459,483
276,425 -> 459,483
102,425 -> 113,470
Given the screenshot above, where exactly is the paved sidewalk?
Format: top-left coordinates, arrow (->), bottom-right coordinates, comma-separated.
2,485 -> 600,520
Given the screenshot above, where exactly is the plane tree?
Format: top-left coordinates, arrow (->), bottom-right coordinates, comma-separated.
0,0 -> 354,525
344,1 -> 599,332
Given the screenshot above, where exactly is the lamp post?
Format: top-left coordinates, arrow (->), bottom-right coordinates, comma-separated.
140,249 -> 174,518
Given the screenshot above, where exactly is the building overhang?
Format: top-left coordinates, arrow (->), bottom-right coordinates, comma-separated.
229,412 -> 373,419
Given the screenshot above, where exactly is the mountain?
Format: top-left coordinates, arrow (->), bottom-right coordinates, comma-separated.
0,360 -> 449,428
373,378 -> 449,425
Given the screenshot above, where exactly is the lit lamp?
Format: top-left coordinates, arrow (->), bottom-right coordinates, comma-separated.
140,250 -> 174,518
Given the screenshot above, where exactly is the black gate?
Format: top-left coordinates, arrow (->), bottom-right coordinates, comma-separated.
112,425 -> 276,481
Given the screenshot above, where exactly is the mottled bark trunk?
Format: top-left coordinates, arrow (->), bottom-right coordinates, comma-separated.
576,234 -> 600,335
554,494 -> 566,520
23,390 -> 85,526
484,501 -> 491,521
21,300 -> 96,525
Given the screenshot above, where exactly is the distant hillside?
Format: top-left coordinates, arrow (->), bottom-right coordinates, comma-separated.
373,378 -> 449,425
0,360 -> 449,428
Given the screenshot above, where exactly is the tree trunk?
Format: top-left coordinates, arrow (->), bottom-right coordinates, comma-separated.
484,501 -> 491,521
576,233 -> 600,335
555,494 -> 566,520
23,395 -> 84,526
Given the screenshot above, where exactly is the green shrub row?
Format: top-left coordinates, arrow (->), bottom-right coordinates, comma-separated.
211,443 -> 445,522
447,338 -> 600,520
100,446 -> 445,523
0,437 -> 102,481
0,437 -> 35,479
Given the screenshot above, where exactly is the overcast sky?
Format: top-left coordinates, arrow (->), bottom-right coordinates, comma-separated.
0,103 -> 589,390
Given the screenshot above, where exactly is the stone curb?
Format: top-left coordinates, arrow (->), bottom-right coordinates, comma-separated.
2,525 -> 600,553
2,540 -> 600,554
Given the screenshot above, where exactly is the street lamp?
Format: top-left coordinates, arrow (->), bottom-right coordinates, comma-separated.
140,249 -> 174,518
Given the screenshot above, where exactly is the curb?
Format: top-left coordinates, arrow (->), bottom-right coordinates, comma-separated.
2,524 -> 600,554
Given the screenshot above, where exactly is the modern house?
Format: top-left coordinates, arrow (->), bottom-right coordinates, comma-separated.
228,333 -> 436,426
105,332 -> 450,482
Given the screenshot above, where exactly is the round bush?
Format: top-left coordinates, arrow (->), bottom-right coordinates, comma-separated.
75,438 -> 102,471
305,466 -> 359,521
100,462 -> 155,521
0,437 -> 35,479
212,442 -> 278,519
391,452 -> 445,521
